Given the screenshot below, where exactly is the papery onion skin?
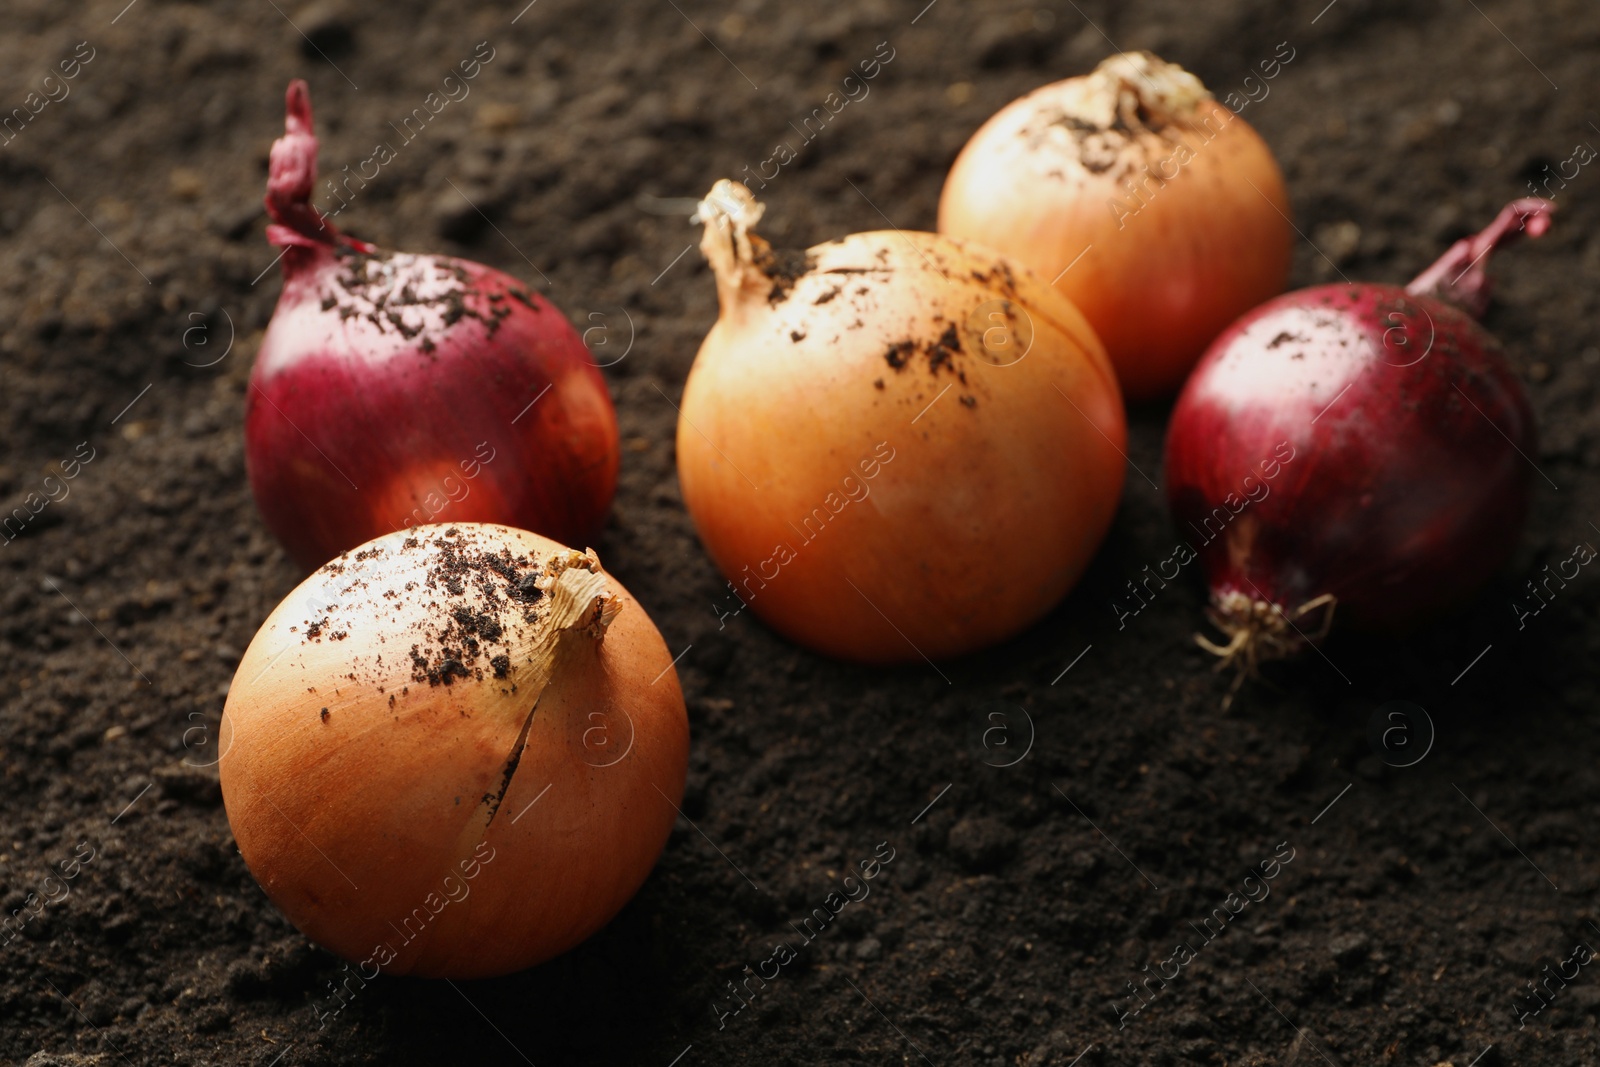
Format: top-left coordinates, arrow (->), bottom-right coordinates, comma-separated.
677,181 -> 1126,664
218,524 -> 688,979
938,52 -> 1292,400
1164,200 -> 1552,664
246,81 -> 618,572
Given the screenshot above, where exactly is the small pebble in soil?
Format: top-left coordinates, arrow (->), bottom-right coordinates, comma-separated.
947,817 -> 1018,873
1330,931 -> 1371,967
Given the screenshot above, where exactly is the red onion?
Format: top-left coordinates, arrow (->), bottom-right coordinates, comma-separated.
1164,198 -> 1554,670
246,81 -> 618,571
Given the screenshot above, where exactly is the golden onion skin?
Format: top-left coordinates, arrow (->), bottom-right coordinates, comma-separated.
678,182 -> 1127,664
939,52 -> 1292,400
219,524 -> 689,978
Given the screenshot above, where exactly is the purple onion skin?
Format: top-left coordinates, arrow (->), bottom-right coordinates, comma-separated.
246,246 -> 618,572
245,80 -> 618,572
1164,199 -> 1552,643
1166,284 -> 1534,632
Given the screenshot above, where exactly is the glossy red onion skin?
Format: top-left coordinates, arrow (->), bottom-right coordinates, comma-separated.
246,248 -> 618,571
1164,282 -> 1535,632
245,81 -> 618,572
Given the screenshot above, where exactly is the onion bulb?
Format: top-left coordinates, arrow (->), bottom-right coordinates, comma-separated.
247,81 -> 619,571
676,180 -> 1126,664
938,52 -> 1292,400
1164,199 -> 1553,672
219,523 -> 688,978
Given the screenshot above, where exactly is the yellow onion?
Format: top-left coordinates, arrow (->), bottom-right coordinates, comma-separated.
938,52 -> 1292,399
219,524 -> 688,978
676,180 -> 1126,664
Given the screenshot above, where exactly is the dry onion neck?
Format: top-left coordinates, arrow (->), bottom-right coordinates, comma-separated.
264,79 -> 375,255
694,179 -> 814,310
460,549 -> 616,837
1087,52 -> 1209,127
521,550 -> 618,691
1405,197 -> 1556,318
1035,53 -> 1214,172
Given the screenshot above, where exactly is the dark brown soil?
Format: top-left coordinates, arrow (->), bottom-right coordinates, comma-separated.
3,1 -> 1598,1065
